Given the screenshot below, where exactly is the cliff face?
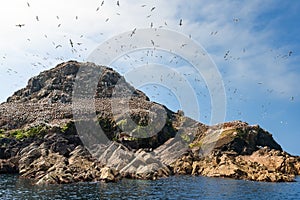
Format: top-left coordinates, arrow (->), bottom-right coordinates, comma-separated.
0,61 -> 299,184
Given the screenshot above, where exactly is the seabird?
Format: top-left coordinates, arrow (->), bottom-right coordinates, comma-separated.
16,24 -> 25,28
179,19 -> 183,26
233,18 -> 239,22
151,7 -> 156,12
224,50 -> 230,59
117,1 -> 120,6
130,28 -> 136,37
69,39 -> 74,48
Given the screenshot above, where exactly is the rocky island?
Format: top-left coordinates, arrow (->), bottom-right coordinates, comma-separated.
0,61 -> 299,184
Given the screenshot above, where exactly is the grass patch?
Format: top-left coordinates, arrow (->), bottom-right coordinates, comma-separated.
189,141 -> 203,148
8,125 -> 48,140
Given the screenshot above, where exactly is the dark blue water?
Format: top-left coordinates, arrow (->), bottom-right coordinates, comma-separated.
0,175 -> 299,200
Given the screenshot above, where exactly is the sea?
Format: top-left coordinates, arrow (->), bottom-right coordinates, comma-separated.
0,175 -> 299,200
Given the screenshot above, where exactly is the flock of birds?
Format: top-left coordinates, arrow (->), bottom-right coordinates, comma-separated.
0,0 -> 297,122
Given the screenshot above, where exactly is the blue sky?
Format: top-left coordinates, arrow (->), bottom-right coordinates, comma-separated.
0,0 -> 299,155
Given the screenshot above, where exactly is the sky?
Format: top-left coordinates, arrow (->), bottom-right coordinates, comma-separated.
0,0 -> 299,155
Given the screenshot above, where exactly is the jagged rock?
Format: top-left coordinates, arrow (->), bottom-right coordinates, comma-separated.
95,142 -> 171,180
174,147 -> 298,182
0,159 -> 18,173
100,167 -> 120,182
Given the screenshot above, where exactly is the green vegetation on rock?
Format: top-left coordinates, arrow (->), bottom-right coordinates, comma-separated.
8,125 -> 48,140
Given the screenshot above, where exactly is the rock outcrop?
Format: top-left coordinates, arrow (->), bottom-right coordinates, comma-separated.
0,61 -> 299,184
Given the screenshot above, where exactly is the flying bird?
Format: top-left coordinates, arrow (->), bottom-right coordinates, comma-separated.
105,18 -> 109,22
141,5 -> 146,7
27,2 -> 30,7
75,16 -> 78,20
96,7 -> 100,11
117,1 -> 120,6
69,39 -> 74,48
36,16 -> 39,21
288,51 -> 293,56
16,24 -> 25,28
58,24 -> 61,27
224,50 -> 230,59
151,7 -> 156,12
179,19 -> 183,26
130,28 -> 136,37
151,40 -> 155,46
181,44 -> 187,48
233,18 -> 239,22
55,45 -> 62,49
101,1 -> 104,6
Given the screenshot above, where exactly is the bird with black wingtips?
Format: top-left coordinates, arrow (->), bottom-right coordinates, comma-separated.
179,19 -> 183,26
151,40 -> 155,46
69,39 -> 74,48
16,24 -> 25,28
233,18 -> 239,22
224,50 -> 230,59
130,28 -> 136,37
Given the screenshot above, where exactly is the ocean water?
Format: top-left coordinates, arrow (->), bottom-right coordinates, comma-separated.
0,175 -> 299,200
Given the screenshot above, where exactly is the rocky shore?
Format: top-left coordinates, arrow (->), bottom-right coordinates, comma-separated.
0,61 -> 299,184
